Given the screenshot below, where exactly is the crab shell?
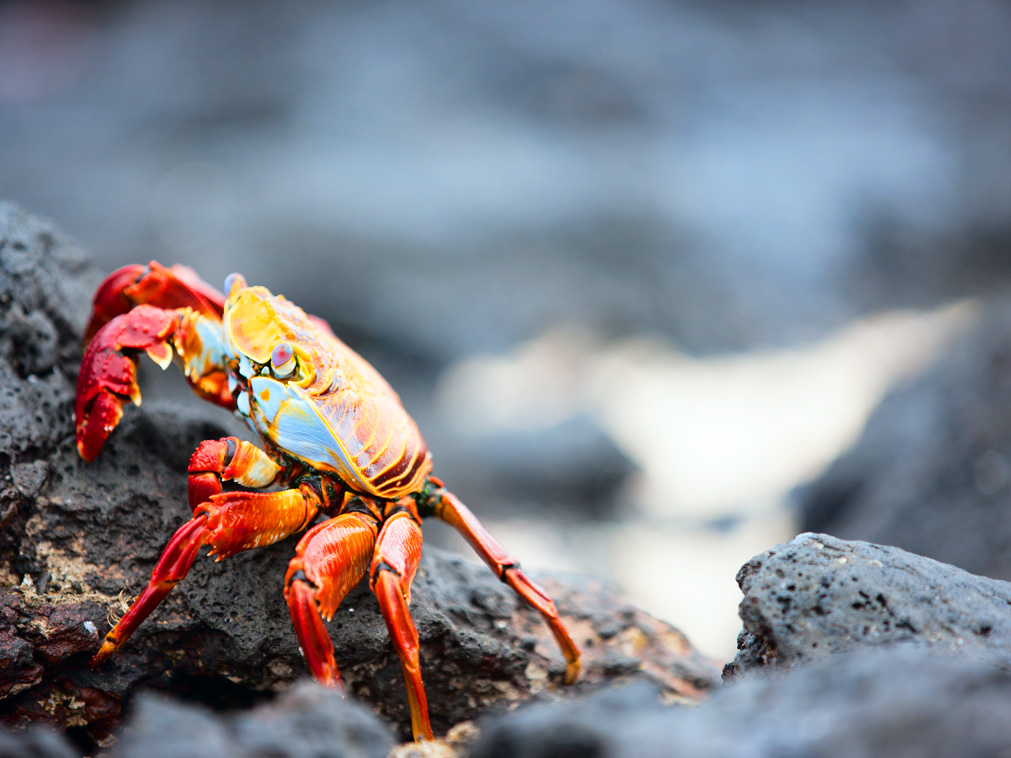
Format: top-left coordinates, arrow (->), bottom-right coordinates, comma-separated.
222,276 -> 432,500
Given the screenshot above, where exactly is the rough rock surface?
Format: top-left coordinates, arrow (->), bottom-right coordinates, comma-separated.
724,532 -> 1011,680
0,203 -> 718,751
472,648 -> 1011,758
801,299 -> 1011,581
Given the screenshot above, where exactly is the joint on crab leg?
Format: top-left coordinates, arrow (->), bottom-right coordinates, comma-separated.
431,488 -> 582,684
84,261 -> 225,345
284,509 -> 379,691
91,478 -> 323,667
370,507 -> 432,741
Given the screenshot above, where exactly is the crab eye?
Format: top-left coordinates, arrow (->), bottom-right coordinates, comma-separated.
271,342 -> 296,377
223,272 -> 243,295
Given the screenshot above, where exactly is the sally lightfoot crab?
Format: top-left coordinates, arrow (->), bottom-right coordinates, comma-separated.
75,262 -> 582,740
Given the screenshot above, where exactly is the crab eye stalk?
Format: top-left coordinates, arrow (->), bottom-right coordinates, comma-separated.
223,272 -> 246,296
271,342 -> 296,377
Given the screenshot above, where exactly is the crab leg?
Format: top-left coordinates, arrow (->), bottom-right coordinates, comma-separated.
84,261 -> 225,346
284,508 -> 379,689
433,489 -> 582,684
90,515 -> 208,667
91,474 -> 321,667
370,507 -> 432,741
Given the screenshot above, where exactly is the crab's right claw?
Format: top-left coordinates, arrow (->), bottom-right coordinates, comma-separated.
75,306 -> 181,461
84,261 -> 224,346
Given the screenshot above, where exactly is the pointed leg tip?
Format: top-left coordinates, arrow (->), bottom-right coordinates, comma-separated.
88,639 -> 117,669
76,440 -> 95,463
318,671 -> 347,694
564,658 -> 582,685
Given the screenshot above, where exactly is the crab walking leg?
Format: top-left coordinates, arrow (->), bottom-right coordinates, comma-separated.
284,510 -> 379,690
369,508 -> 432,741
433,490 -> 582,684
91,482 -> 321,667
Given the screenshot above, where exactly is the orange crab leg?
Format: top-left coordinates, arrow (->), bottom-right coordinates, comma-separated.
84,261 -> 225,345
91,478 -> 321,667
284,508 -> 379,690
433,489 -> 582,684
90,515 -> 209,667
370,508 -> 432,741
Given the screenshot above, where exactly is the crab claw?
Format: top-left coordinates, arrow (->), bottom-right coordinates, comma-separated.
84,261 -> 225,346
75,305 -> 181,461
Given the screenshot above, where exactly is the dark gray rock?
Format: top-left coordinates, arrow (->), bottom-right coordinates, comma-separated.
110,682 -> 393,758
724,533 -> 1011,680
801,298 -> 1011,582
0,203 -> 717,749
472,648 -> 1011,758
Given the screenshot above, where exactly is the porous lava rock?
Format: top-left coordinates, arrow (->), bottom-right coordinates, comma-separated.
801,299 -> 1011,581
473,534 -> 1011,758
724,532 -> 1011,680
0,202 -> 718,750
472,648 -> 1011,758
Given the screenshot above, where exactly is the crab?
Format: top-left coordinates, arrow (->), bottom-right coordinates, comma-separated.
75,261 -> 581,740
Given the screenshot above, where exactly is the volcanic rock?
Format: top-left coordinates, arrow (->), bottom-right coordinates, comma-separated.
108,681 -> 393,758
724,532 -> 1011,680
472,647 -> 1011,758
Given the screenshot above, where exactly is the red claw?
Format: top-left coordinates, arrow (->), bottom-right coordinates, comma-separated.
75,306 -> 181,461
84,264 -> 149,346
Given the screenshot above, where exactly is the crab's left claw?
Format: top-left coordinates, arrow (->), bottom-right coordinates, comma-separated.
75,305 -> 181,461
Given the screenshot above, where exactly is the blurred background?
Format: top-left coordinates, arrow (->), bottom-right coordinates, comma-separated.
2,0 -> 1011,661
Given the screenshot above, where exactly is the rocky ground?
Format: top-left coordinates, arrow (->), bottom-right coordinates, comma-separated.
0,206 -> 720,755
472,533 -> 1011,758
6,200 -> 1011,754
